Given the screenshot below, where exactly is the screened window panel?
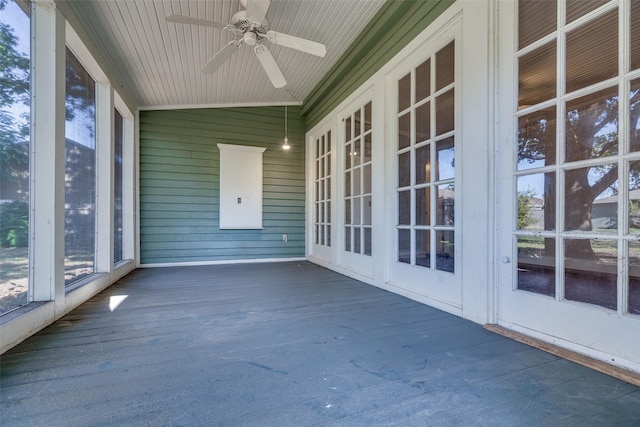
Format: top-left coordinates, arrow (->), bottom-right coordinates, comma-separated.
65,47 -> 97,286
0,0 -> 30,313
114,109 -> 124,264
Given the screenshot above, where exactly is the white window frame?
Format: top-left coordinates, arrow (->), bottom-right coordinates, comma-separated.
1,1 -> 137,354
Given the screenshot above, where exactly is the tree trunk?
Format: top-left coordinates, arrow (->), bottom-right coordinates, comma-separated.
564,168 -> 597,260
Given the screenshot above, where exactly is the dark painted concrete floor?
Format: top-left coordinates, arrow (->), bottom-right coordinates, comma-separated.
1,261 -> 639,426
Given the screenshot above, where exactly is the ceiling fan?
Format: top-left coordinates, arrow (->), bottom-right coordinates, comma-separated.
166,0 -> 327,88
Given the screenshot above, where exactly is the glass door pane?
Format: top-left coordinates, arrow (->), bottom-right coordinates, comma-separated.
344,101 -> 372,256
396,42 -> 456,272
314,132 -> 332,247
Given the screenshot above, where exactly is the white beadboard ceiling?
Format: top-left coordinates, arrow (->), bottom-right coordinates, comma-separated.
56,0 -> 386,110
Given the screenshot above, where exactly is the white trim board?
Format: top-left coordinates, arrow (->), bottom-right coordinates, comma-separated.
139,257 -> 307,268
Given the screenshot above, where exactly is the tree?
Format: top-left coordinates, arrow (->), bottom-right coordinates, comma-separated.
517,187 -> 538,230
518,87 -> 640,260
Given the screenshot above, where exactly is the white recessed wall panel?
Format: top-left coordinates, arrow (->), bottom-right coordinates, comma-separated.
218,143 -> 266,229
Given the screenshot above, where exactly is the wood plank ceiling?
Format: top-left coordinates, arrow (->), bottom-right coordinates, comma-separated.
55,0 -> 386,110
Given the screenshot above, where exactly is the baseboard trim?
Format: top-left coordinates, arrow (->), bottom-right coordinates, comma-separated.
484,324 -> 640,387
139,257 -> 307,268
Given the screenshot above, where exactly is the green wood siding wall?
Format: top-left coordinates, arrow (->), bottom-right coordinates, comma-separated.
302,0 -> 455,129
139,107 -> 305,264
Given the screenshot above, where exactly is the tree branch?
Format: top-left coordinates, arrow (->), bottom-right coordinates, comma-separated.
591,165 -> 619,198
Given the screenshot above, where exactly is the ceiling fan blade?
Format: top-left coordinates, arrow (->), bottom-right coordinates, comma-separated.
253,44 -> 286,88
266,31 -> 326,57
244,0 -> 271,23
166,15 -> 227,29
202,42 -> 238,74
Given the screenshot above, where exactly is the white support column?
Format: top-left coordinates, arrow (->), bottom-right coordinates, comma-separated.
94,82 -> 114,273
31,0 -> 66,308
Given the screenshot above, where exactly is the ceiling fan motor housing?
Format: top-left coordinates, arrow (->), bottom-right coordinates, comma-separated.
231,10 -> 268,38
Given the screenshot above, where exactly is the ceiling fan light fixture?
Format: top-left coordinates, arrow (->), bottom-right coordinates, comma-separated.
282,105 -> 290,150
243,32 -> 257,45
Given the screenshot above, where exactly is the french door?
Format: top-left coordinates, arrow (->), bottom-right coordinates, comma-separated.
310,127 -> 332,261
387,29 -> 461,312
339,96 -> 374,275
497,0 -> 640,367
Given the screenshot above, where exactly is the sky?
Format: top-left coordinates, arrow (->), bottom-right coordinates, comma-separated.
1,1 -> 29,120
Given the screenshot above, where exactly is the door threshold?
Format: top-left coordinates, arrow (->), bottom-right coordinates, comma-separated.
484,324 -> 640,387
